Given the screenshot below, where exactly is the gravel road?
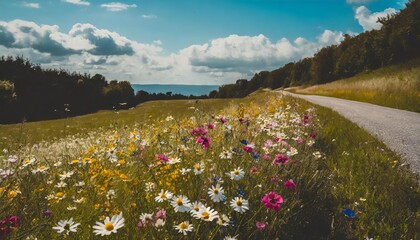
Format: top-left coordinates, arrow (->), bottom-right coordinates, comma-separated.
281,91 -> 420,173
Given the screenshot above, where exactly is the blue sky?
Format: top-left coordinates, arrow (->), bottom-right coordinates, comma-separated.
0,0 -> 408,84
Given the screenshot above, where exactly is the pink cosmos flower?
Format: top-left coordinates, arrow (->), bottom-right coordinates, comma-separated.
255,221 -> 267,230
220,117 -> 227,124
263,154 -> 271,161
264,140 -> 274,147
155,209 -> 167,220
284,179 -> 296,189
262,192 -> 283,211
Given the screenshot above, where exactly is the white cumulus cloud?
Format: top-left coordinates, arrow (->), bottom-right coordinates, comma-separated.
22,2 -> 40,8
181,30 -> 343,75
355,6 -> 397,31
141,14 -> 157,19
62,0 -> 90,6
0,19 -> 346,85
346,0 -> 375,4
101,2 -> 137,12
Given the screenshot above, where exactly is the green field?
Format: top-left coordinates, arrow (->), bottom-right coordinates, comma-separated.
0,90 -> 418,239
291,59 -> 420,112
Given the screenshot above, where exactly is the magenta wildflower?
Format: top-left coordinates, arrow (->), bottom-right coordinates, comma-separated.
206,123 -> 215,129
197,136 -> 211,149
303,115 -> 309,124
263,154 -> 271,161
243,143 -> 255,153
296,137 -> 304,144
273,154 -> 289,165
255,221 -> 267,230
190,127 -> 207,136
250,166 -> 258,174
156,154 -> 169,162
309,132 -> 317,138
220,117 -> 227,124
0,215 -> 19,237
238,117 -> 248,124
262,192 -> 283,211
284,179 -> 296,189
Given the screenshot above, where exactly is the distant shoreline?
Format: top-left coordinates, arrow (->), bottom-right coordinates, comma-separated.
131,84 -> 219,96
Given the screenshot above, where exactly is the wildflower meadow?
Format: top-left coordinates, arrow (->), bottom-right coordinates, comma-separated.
0,93 -> 418,239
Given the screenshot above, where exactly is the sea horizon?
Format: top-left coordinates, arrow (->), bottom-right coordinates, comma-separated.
131,84 -> 220,96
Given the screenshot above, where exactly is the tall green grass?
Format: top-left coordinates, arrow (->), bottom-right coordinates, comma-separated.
293,59 -> 420,112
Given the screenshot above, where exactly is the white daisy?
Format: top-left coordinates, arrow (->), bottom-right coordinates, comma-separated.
208,184 -> 226,202
31,165 -> 49,174
193,162 -> 205,175
22,157 -> 36,167
59,171 -> 74,180
217,214 -> 231,226
93,212 -> 125,236
230,197 -> 249,213
54,181 -> 67,188
168,157 -> 181,165
224,235 -> 238,240
190,201 -> 205,215
192,206 -> 219,222
180,168 -> 191,175
139,213 -> 154,223
219,149 -> 233,159
155,189 -> 173,202
226,167 -> 245,180
170,195 -> 192,212
174,221 -> 193,235
52,218 -> 80,235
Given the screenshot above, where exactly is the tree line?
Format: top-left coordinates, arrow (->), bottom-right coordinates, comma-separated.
0,57 -> 206,124
211,0 -> 420,98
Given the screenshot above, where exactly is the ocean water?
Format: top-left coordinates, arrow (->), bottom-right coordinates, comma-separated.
131,84 -> 219,96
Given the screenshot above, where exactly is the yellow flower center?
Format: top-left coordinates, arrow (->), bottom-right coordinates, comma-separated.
161,193 -> 166,198
179,222 -> 188,229
176,198 -> 183,206
236,200 -> 243,206
104,222 -> 114,231
193,206 -> 199,211
56,192 -> 64,198
233,170 -> 239,175
25,159 -> 30,164
39,166 -> 46,170
214,188 -> 219,194
201,211 -> 209,220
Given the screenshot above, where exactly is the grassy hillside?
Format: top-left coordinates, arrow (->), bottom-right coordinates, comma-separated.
292,59 -> 420,112
0,90 -> 418,239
